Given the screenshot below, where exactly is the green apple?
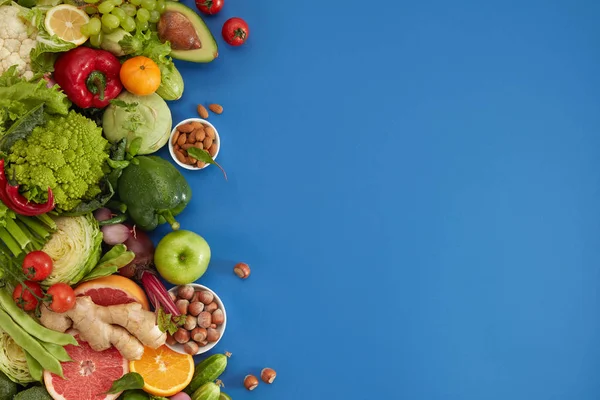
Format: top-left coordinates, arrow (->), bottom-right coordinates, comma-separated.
154,230 -> 211,284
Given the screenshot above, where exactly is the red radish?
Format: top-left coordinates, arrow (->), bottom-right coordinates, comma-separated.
44,331 -> 128,400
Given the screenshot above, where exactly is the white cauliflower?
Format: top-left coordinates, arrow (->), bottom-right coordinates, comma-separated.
0,6 -> 38,80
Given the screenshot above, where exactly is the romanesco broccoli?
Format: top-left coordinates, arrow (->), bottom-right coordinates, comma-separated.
7,110 -> 110,213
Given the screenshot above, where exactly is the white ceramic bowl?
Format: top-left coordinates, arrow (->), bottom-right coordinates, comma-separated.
168,118 -> 221,170
166,283 -> 227,356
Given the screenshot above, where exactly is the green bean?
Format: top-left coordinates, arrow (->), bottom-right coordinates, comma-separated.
24,350 -> 43,381
98,214 -> 128,226
0,289 -> 77,346
40,341 -> 72,362
0,308 -> 63,377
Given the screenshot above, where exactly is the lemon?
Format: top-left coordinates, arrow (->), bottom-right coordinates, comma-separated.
44,5 -> 90,46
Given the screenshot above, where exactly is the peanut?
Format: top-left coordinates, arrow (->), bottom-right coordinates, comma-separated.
208,103 -> 223,114
174,150 -> 187,164
178,123 -> 194,133
203,137 -> 213,149
197,104 -> 209,119
171,130 -> 180,146
209,143 -> 218,157
177,133 -> 187,146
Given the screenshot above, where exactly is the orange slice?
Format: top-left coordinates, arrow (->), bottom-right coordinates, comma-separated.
129,345 -> 194,397
44,5 -> 89,46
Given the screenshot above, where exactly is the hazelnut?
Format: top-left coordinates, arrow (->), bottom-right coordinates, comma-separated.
206,328 -> 220,343
210,324 -> 217,329
197,311 -> 212,328
261,368 -> 277,384
198,291 -> 214,305
183,315 -> 197,330
176,299 -> 189,315
191,291 -> 202,303
198,340 -> 208,347
168,291 -> 177,302
183,341 -> 199,355
165,334 -> 177,346
244,375 -> 259,391
234,262 -> 251,279
205,301 -> 218,313
188,301 -> 205,316
177,285 -> 195,300
173,328 -> 190,344
212,309 -> 225,325
191,327 -> 207,342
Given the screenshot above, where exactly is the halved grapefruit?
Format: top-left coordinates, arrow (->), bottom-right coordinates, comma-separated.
44,331 -> 128,400
74,275 -> 150,310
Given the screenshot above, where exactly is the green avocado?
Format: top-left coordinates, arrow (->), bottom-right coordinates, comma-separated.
160,2 -> 218,63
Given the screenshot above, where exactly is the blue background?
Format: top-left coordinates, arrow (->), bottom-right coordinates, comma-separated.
154,0 -> 600,398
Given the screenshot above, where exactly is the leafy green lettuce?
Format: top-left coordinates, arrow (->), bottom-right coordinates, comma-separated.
0,66 -> 70,135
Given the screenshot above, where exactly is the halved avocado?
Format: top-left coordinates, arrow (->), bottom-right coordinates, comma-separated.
160,2 -> 218,63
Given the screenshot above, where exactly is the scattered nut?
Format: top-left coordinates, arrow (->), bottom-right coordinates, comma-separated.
171,130 -> 180,146
212,309 -> 225,325
191,327 -> 207,342
205,301 -> 218,313
173,328 -> 190,344
176,299 -> 189,315
183,341 -> 199,355
206,328 -> 220,343
244,375 -> 259,391
261,368 -> 277,384
183,315 -> 197,330
177,285 -> 195,300
197,104 -> 209,119
188,301 -> 205,316
208,103 -> 223,114
234,262 -> 251,279
197,311 -> 212,328
198,291 -> 214,305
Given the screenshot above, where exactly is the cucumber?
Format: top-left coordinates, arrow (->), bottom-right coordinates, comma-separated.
219,392 -> 232,400
185,354 -> 228,394
191,382 -> 220,400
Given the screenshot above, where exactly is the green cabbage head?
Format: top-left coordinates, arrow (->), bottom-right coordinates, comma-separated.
0,327 -> 34,384
40,214 -> 102,286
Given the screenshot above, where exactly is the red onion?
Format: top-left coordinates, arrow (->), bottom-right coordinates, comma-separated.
101,224 -> 130,245
118,228 -> 155,279
169,392 -> 192,400
94,207 -> 112,222
141,271 -> 180,316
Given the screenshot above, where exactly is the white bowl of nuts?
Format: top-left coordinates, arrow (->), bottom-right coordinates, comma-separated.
166,284 -> 227,356
168,118 -> 220,171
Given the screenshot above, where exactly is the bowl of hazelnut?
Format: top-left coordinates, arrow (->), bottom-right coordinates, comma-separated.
166,284 -> 227,356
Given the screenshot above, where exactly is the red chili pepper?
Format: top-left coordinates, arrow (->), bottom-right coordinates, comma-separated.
53,47 -> 123,109
0,160 -> 55,216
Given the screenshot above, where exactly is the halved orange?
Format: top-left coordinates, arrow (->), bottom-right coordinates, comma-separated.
129,345 -> 194,397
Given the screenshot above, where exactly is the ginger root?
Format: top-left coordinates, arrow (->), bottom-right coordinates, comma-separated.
39,296 -> 166,361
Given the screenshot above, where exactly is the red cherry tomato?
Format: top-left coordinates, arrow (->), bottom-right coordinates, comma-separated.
46,283 -> 76,313
222,17 -> 249,46
12,281 -> 44,311
195,0 -> 223,15
22,250 -> 53,281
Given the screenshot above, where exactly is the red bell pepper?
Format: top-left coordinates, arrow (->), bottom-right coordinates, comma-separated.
53,47 -> 123,109
0,160 -> 55,216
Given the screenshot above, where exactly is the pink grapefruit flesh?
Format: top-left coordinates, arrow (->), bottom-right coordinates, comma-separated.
44,331 -> 128,400
76,287 -> 138,306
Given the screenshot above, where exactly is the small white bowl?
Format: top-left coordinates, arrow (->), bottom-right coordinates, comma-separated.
168,118 -> 221,170
166,284 -> 227,356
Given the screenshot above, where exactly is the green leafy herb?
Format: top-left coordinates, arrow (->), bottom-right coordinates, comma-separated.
106,372 -> 145,394
0,104 -> 46,152
187,147 -> 228,180
109,99 -> 139,112
157,307 -> 186,335
59,179 -> 115,217
128,137 -> 143,157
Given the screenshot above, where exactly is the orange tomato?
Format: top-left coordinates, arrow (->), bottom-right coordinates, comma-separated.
119,56 -> 161,96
